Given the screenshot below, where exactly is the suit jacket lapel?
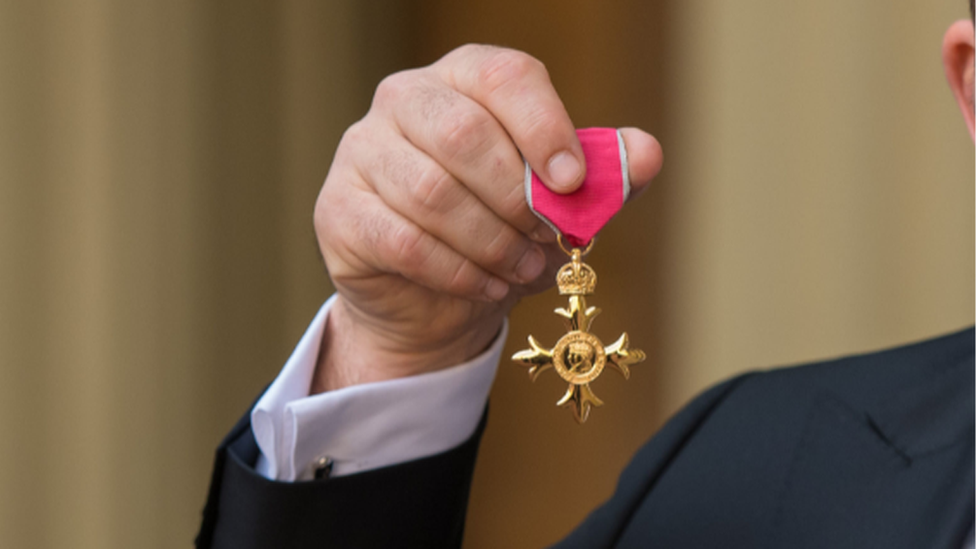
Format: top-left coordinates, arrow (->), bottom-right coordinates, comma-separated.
772,356 -> 974,549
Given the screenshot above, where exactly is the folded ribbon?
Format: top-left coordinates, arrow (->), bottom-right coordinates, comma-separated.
525,127 -> 630,248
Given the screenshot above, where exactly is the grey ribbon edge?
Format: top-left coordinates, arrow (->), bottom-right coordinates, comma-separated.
523,158 -> 563,237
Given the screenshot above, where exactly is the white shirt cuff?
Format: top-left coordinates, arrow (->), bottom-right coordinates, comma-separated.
251,294 -> 506,481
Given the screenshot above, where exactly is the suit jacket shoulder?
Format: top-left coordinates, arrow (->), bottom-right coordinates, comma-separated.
557,327 -> 975,549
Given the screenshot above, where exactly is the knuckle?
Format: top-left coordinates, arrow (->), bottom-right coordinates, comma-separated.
499,177 -> 530,221
391,223 -> 433,274
519,109 -> 563,144
478,49 -> 545,93
445,259 -> 480,296
314,180 -> 343,244
373,70 -> 413,108
442,43 -> 492,69
335,121 -> 380,171
407,165 -> 455,213
482,228 -> 523,269
314,187 -> 357,276
336,121 -> 368,156
313,197 -> 330,243
453,43 -> 489,58
344,119 -> 370,140
433,106 -> 492,162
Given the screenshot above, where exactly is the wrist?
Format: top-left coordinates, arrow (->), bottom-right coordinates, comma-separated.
311,296 -> 504,393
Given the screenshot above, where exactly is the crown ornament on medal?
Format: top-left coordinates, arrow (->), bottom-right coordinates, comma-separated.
511,128 -> 646,424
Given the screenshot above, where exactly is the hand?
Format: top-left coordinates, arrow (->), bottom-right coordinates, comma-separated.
312,44 -> 663,392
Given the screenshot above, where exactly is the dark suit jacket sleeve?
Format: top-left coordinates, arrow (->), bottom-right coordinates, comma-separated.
195,403 -> 489,549
195,376 -> 746,549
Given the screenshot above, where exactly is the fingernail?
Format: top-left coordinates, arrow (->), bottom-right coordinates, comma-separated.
547,151 -> 581,191
515,246 -> 545,283
485,277 -> 509,301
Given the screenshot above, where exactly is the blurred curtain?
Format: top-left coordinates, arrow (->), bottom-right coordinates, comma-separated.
0,1 -> 970,548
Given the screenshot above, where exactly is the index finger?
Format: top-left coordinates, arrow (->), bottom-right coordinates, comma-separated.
435,45 -> 586,194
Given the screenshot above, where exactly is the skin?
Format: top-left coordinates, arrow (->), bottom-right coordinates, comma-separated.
311,20 -> 973,394
943,19 -> 975,139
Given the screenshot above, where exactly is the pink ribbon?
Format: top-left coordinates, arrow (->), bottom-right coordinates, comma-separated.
525,128 -> 630,248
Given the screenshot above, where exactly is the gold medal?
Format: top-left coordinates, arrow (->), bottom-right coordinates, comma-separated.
512,236 -> 645,423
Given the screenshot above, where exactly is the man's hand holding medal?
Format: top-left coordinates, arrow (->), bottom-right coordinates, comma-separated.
311,44 -> 663,407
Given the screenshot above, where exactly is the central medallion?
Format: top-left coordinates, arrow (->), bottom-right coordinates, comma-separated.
552,331 -> 606,384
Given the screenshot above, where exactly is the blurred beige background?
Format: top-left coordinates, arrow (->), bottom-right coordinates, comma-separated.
0,0 -> 971,547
